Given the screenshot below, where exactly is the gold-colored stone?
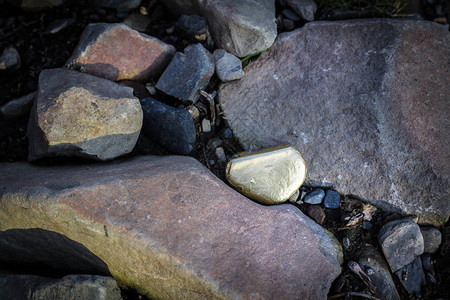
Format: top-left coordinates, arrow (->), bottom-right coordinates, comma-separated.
226,144 -> 307,205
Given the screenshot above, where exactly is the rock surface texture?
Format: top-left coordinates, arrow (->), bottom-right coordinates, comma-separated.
66,23 -> 175,82
218,19 -> 450,226
0,156 -> 342,300
27,68 -> 142,161
0,273 -> 122,300
200,0 -> 277,57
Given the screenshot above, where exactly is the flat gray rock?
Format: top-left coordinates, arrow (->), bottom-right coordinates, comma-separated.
0,156 -> 342,299
218,19 -> 450,226
27,68 -> 142,161
213,49 -> 244,82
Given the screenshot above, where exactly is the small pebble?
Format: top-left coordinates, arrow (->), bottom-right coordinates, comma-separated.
202,118 -> 211,132
304,188 -> 325,204
208,138 -> 222,149
0,46 -> 21,72
323,190 -> 340,209
282,8 -> 301,21
343,236 -> 350,249
426,272 -> 437,284
362,220 -> 372,231
283,19 -> 295,31
421,254 -> 433,273
420,227 -> 442,254
306,205 -> 326,224
222,128 -> 233,139
209,159 -> 215,166
213,49 -> 244,82
215,147 -> 227,163
288,189 -> 300,203
145,84 -> 156,96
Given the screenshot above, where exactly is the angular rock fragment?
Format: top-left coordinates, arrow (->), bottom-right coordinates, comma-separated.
0,46 -> 21,72
0,92 -> 35,120
394,257 -> 426,296
379,218 -> 424,272
213,49 -> 244,82
0,273 -> 122,300
140,97 -> 196,155
420,227 -> 442,253
226,144 -> 307,205
218,19 -> 450,226
66,23 -> 175,82
27,68 -> 142,161
286,0 -> 318,21
307,205 -> 326,224
156,43 -> 214,103
200,0 -> 277,57
0,156 -> 342,299
355,246 -> 400,300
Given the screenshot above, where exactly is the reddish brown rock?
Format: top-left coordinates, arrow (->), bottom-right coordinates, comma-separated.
66,23 -> 175,82
218,19 -> 450,226
0,156 -> 342,299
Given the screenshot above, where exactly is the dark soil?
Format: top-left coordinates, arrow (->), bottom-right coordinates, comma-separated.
0,1 -> 448,299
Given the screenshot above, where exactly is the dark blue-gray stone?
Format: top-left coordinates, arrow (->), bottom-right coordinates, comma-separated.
323,190 -> 340,209
156,43 -> 214,103
395,256 -> 426,296
222,128 -> 232,139
140,97 -> 196,155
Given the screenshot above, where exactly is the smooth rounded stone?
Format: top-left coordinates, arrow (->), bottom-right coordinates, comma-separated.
201,118 -> 211,132
283,18 -> 295,31
420,226 -> 442,253
226,144 -> 307,205
394,256 -> 426,296
286,0 -> 318,21
218,19 -> 450,226
0,156 -> 342,299
0,91 -> 35,120
140,97 -> 196,155
323,190 -> 340,209
175,14 -> 208,43
0,273 -> 121,300
123,14 -> 151,32
213,49 -> 244,82
355,246 -> 400,300
304,188 -> 325,204
282,8 -> 301,21
0,46 -> 21,72
200,0 -> 277,57
27,68 -> 142,161
215,146 -> 227,163
66,23 -> 175,82
379,218 -> 424,272
306,205 -> 326,224
156,43 -> 214,103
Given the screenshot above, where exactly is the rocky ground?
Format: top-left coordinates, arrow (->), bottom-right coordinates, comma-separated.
0,0 -> 449,299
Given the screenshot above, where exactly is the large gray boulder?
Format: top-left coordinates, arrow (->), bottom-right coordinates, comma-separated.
27,68 -> 142,161
0,156 -> 342,299
218,19 -> 450,226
